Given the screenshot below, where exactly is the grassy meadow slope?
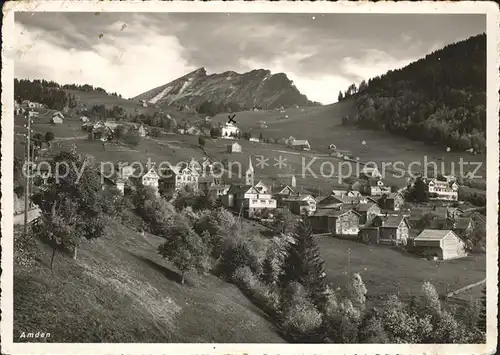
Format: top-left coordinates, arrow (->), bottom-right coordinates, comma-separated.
14,219 -> 284,343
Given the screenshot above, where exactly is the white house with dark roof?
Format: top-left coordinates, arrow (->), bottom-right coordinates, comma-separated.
291,139 -> 311,151
428,179 -> 459,201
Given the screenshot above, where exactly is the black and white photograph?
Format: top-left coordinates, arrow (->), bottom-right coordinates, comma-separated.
1,1 -> 498,354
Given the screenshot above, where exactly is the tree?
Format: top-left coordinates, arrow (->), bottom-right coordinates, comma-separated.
358,309 -> 389,343
218,240 -> 259,278
157,215 -> 209,284
32,132 -> 44,149
261,247 -> 277,285
44,131 -> 55,147
280,217 -> 328,310
259,132 -> 264,141
198,136 -> 206,147
407,176 -> 429,203
123,130 -> 141,146
347,273 -> 367,310
31,151 -> 106,268
338,91 -> 344,101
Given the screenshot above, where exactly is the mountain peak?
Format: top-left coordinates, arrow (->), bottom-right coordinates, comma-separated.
134,68 -> 319,110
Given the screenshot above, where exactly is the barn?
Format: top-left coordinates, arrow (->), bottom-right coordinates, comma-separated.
411,229 -> 468,260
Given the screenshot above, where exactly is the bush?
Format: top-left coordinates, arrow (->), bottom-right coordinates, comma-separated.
217,240 -> 260,278
198,136 -> 206,147
149,127 -> 162,137
123,131 -> 141,146
281,282 -> 324,342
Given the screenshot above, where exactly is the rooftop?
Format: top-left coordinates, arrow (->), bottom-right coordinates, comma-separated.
414,229 -> 454,241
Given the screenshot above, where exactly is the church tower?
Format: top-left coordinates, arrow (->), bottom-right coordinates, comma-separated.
245,156 -> 254,186
291,174 -> 297,188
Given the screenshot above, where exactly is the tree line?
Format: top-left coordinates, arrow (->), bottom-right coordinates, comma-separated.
339,34 -> 486,154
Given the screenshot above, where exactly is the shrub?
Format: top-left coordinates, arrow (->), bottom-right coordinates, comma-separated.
198,136 -> 206,147
123,130 -> 141,146
217,240 -> 260,278
281,282 -> 323,342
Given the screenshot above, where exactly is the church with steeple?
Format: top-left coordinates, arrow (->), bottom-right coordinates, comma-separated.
221,155 -> 277,218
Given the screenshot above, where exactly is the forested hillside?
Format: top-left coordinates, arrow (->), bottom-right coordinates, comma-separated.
341,34 -> 486,154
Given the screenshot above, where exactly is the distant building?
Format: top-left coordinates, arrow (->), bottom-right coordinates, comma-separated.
378,192 -> 405,211
223,184 -> 277,218
137,124 -> 147,137
428,179 -> 459,201
372,215 -> 411,246
80,116 -> 89,123
284,194 -> 317,216
354,203 -> 381,225
227,142 -> 242,153
316,195 -> 344,210
310,209 -> 360,237
221,122 -> 240,139
161,161 -> 199,192
249,137 -> 259,142
291,140 -> 311,151
411,229 -> 467,260
368,179 -> 391,197
51,115 -> 63,124
141,165 -> 160,194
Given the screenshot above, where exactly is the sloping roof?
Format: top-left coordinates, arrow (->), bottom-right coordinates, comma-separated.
387,192 -> 403,200
313,209 -> 358,218
292,140 -> 310,146
317,195 -> 343,207
356,203 -> 379,212
273,184 -> 294,194
380,215 -> 408,228
453,217 -> 472,230
228,184 -> 255,195
414,229 -> 455,241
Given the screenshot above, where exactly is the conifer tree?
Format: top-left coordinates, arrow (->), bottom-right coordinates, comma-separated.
261,247 -> 276,285
280,216 -> 328,309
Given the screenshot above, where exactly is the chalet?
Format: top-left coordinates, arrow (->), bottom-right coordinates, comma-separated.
368,179 -> 391,197
227,142 -> 242,153
255,180 -> 272,194
316,195 -> 344,210
51,111 -> 64,124
161,161 -> 199,192
140,165 -> 160,194
428,179 -> 459,201
273,184 -> 295,206
355,203 -> 381,225
359,165 -> 382,179
411,229 -> 467,260
223,184 -> 276,218
366,215 -> 411,246
89,121 -> 116,141
378,192 -> 405,211
137,124 -> 147,137
222,122 -> 240,139
291,140 -> 311,151
284,195 -> 317,216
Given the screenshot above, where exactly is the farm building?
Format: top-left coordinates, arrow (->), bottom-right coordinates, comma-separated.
375,215 -> 410,245
310,209 -> 360,237
283,194 -> 317,216
354,203 -> 381,225
227,142 -> 242,153
378,192 -> 405,211
316,195 -> 344,210
291,140 -> 311,151
410,229 -> 468,260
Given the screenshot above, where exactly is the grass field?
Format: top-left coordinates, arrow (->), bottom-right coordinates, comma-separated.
14,219 -> 284,343
317,236 -> 486,306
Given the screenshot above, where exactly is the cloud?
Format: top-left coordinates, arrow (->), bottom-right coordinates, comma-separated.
14,12 -> 486,104
15,21 -> 195,98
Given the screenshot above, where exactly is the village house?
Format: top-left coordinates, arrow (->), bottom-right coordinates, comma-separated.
89,121 -> 117,141
140,165 -> 160,195
222,158 -> 276,217
378,192 -> 405,211
316,195 -> 344,210
368,179 -> 391,197
450,216 -> 474,239
410,229 -> 467,260
161,161 -> 200,192
310,208 -> 361,237
354,202 -> 382,225
137,124 -> 147,137
283,194 -> 317,216
80,116 -> 89,123
291,139 -> 311,151
227,142 -> 242,153
428,178 -> 459,201
361,215 -> 411,245
221,122 -> 240,139
51,111 -> 64,124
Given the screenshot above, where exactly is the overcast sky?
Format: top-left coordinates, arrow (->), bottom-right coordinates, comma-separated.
15,12 -> 485,104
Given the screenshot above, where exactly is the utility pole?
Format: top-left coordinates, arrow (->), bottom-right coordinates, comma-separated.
24,110 -> 32,235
